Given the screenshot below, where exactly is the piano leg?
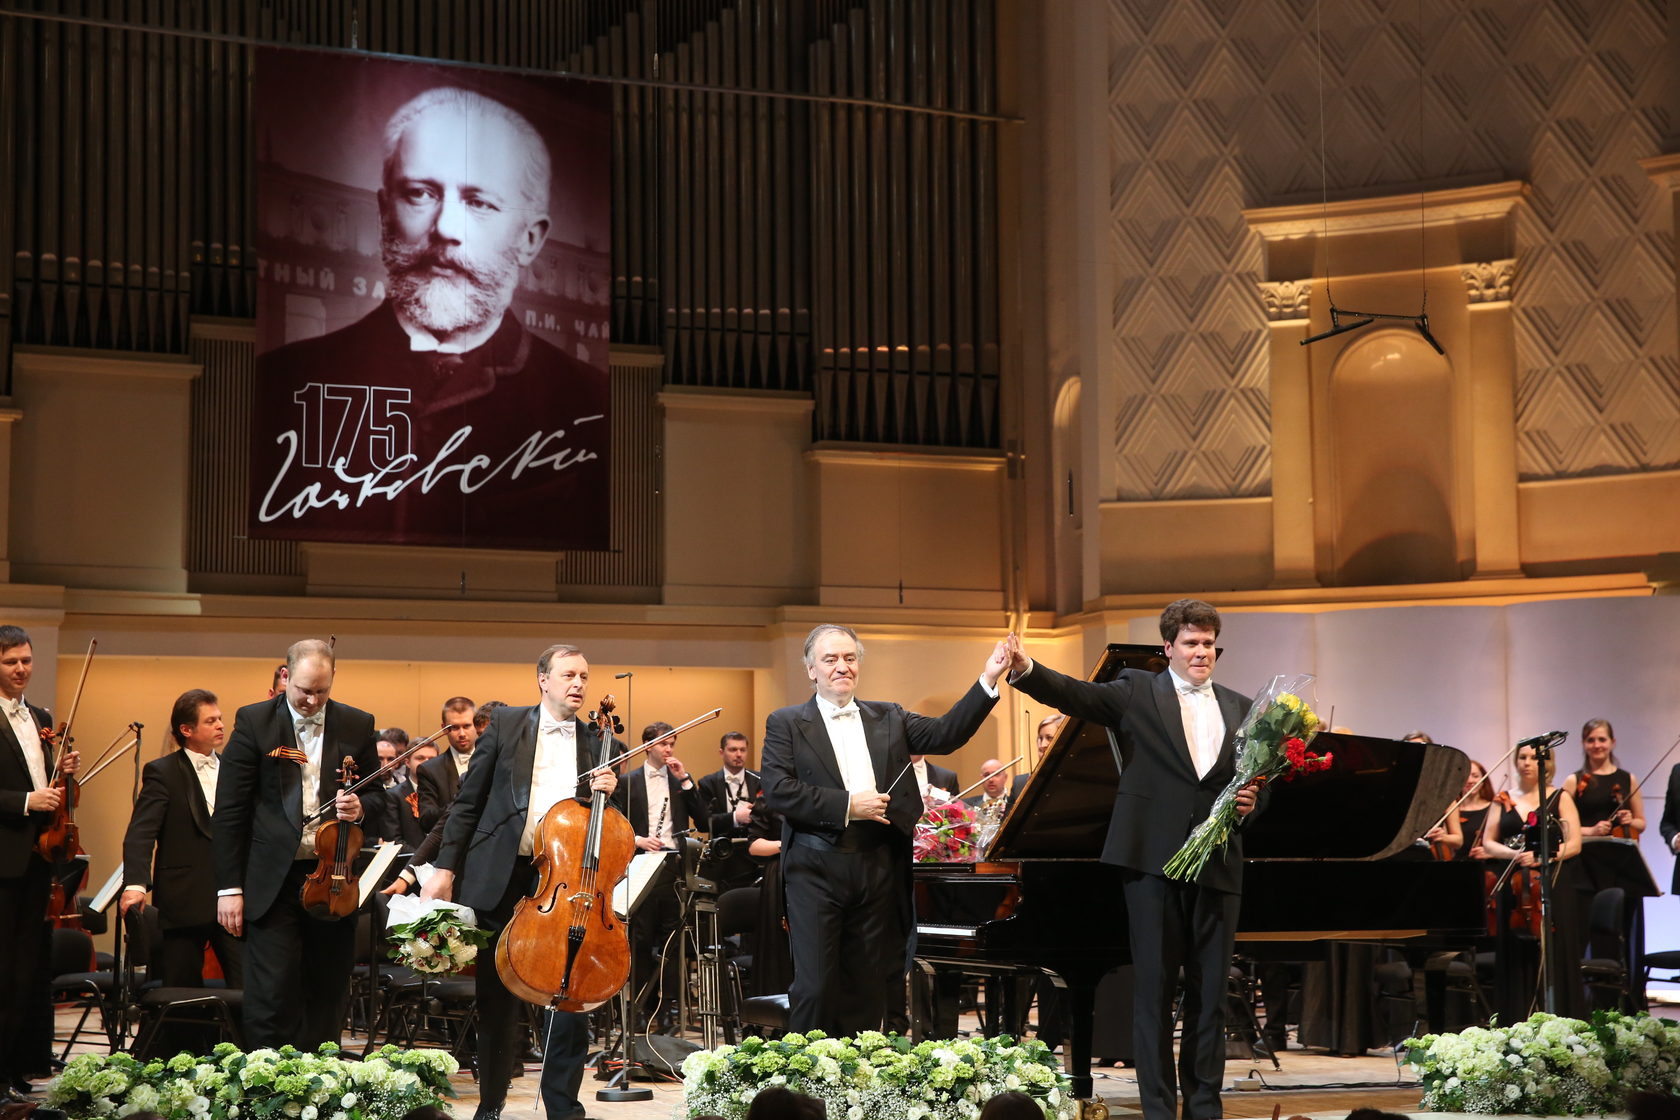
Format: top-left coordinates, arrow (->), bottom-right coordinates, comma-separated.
1065,978 -> 1097,1103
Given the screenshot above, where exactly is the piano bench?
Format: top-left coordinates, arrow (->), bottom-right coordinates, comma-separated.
740,993 -> 791,1035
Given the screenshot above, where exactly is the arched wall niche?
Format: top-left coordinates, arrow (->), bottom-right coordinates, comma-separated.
1325,328 -> 1458,586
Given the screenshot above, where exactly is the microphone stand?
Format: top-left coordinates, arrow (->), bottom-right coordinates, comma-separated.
1532,738 -> 1559,1014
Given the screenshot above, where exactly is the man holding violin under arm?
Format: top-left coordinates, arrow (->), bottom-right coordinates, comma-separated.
215,638 -> 382,1050
0,625 -> 79,1100
422,644 -> 621,1120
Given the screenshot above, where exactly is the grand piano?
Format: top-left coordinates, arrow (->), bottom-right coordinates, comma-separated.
912,643 -> 1487,1112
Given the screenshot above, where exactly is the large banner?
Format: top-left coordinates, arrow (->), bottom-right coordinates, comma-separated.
249,49 -> 612,550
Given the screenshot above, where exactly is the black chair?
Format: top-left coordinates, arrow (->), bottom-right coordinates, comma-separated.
1423,947 -> 1495,1030
50,926 -> 118,1058
1582,887 -> 1634,1012
122,904 -> 244,1058
710,886 -> 765,1043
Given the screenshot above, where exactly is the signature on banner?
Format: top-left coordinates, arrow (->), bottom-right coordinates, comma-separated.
254,380 -> 602,522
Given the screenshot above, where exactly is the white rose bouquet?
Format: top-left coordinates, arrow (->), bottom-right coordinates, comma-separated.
385,896 -> 491,976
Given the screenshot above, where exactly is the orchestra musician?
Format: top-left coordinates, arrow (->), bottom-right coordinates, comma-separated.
421,644 -> 620,1120
1450,760 -> 1494,860
623,721 -> 698,1028
416,697 -> 478,832
696,731 -> 762,890
762,624 -> 1006,1036
120,689 -> 245,987
214,638 -> 383,1050
1481,742 -> 1587,1021
1410,733 -> 1465,858
0,626 -> 79,1101
1002,601 -> 1262,1120
367,727 -> 425,849
743,792 -> 792,998
1563,719 -> 1645,838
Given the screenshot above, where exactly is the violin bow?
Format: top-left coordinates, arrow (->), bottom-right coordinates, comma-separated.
584,706 -> 724,776
1420,738 -> 1523,841
77,723 -> 142,785
1628,727 -> 1680,797
48,638 -> 97,782
951,753 -> 1028,803
304,722 -> 450,825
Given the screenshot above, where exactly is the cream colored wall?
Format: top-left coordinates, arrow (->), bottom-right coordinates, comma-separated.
57,653 -> 757,923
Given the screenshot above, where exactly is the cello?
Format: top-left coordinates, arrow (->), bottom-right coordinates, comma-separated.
300,756 -> 364,920
495,695 -> 636,1011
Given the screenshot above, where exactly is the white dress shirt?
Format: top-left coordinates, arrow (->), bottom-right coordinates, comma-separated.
1168,669 -> 1224,779
522,714 -> 579,856
642,762 -> 677,849
190,749 -> 220,815
818,696 -> 878,801
3,695 -> 45,813
451,747 -> 471,780
290,703 -> 328,858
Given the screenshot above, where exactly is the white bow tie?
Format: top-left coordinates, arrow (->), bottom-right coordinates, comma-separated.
192,753 -> 218,771
1179,683 -> 1212,698
828,704 -> 860,720
541,719 -> 576,738
295,714 -> 324,730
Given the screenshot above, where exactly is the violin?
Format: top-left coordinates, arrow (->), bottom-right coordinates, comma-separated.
495,695 -> 635,1012
35,723 -> 87,931
1609,780 -> 1634,839
300,756 -> 364,920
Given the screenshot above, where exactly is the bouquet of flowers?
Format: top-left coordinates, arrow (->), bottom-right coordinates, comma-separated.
1405,1010 -> 1680,1115
913,793 -> 979,863
1161,673 -> 1327,882
385,895 -> 492,975
48,1042 -> 458,1120
682,1030 -> 1075,1120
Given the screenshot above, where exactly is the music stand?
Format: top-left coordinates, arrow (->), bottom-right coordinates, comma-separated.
596,850 -> 676,1101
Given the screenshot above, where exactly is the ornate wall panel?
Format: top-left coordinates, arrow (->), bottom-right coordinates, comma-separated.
1107,0 -> 1678,497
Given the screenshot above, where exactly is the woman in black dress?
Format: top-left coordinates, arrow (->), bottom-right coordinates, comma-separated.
1563,718 -> 1646,838
1482,744 -> 1587,1020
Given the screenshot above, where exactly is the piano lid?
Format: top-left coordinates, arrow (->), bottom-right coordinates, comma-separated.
987,643 -> 1472,862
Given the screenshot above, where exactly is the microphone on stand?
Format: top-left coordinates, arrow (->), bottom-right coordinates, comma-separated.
1517,731 -> 1568,749
616,672 -> 633,679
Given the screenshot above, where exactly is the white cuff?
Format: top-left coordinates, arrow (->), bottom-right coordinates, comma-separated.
217,888 -> 242,897
977,675 -> 1000,700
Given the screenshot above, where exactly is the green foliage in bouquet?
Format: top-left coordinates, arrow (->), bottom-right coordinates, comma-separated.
681,1031 -> 1075,1120
48,1043 -> 458,1120
1405,1010 -> 1680,1115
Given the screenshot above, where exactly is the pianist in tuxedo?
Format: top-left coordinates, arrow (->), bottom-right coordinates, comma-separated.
763,624 -> 1008,1035
1003,601 -> 1260,1120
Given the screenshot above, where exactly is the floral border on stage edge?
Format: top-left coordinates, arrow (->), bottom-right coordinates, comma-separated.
680,1031 -> 1075,1120
47,1043 -> 458,1120
1404,1010 -> 1680,1115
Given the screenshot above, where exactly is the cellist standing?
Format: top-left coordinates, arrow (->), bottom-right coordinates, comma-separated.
0,625 -> 79,1101
423,644 -> 620,1120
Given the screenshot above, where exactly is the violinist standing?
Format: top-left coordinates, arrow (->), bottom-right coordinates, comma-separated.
0,626 -> 78,1101
121,690 -> 245,987
422,645 -> 621,1120
215,639 -> 382,1050
1481,743 -> 1587,1020
1564,719 -> 1645,838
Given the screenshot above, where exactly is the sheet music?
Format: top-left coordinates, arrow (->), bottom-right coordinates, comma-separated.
610,849 -> 670,919
358,841 -> 402,906
91,863 -> 126,911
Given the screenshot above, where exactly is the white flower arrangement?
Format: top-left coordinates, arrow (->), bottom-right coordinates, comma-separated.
48,1043 -> 458,1120
681,1031 -> 1075,1120
385,896 -> 491,976
1405,1010 -> 1680,1115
